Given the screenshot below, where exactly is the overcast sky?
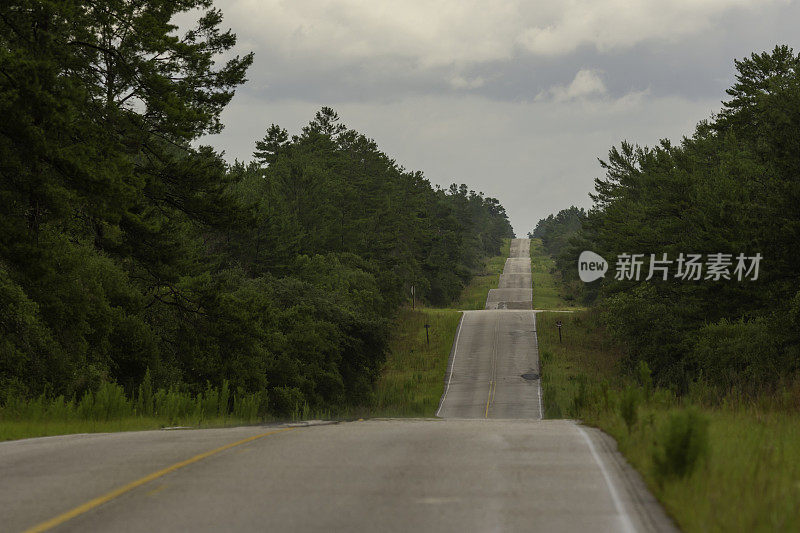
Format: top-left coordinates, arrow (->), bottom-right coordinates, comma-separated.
199,0 -> 800,235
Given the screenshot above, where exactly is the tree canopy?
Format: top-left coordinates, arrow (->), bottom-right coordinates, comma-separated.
540,46 -> 800,392
0,2 -> 513,413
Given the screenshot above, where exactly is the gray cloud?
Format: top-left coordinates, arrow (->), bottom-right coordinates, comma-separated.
207,92 -> 716,234
200,0 -> 800,233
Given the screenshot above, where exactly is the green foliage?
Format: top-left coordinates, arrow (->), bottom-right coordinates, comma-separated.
0,379 -> 268,431
692,318 -> 790,393
637,360 -> 653,399
539,349 -> 563,419
0,2 -> 513,417
233,388 -> 265,422
452,239 -> 510,310
529,208 -> 587,304
270,387 -> 305,418
570,374 -> 590,416
529,238 -> 583,309
372,308 -> 462,417
620,387 -> 639,433
136,369 -> 155,417
87,382 -> 130,421
653,410 -> 710,485
529,206 -> 586,257
543,395 -> 562,419
539,45 -> 800,391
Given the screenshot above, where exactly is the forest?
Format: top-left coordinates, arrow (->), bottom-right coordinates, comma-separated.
0,1 -> 513,416
528,205 -> 585,258
535,45 -> 800,394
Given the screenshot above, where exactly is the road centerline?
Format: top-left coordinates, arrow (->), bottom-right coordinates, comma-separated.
22,427 -> 296,533
484,314 -> 500,418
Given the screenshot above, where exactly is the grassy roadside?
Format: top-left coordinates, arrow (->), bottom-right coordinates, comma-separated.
0,379 -> 271,442
529,238 -> 583,310
534,259 -> 800,530
369,238 -> 513,417
371,307 -> 462,417
453,239 -> 510,310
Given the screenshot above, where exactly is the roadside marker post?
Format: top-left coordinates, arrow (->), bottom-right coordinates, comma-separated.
424,323 -> 430,347
556,320 -> 562,343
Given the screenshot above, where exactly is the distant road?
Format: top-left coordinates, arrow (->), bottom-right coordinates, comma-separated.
485,238 -> 532,310
439,238 -> 540,419
2,238 -> 676,532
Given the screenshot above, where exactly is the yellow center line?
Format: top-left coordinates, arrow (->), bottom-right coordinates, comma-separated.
23,427 -> 296,533
485,315 -> 500,419
484,381 -> 494,418
144,484 -> 168,497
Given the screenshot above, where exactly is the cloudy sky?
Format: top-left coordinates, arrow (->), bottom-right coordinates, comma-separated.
200,0 -> 800,234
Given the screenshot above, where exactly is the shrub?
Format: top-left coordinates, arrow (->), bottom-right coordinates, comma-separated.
219,380 -> 231,418
154,387 -> 197,425
92,382 -> 131,420
570,374 -> 589,417
619,387 -> 639,433
692,318 -> 784,392
270,386 -> 305,417
599,380 -> 613,411
637,360 -> 652,399
136,368 -> 154,416
233,388 -> 266,421
653,409 -> 710,485
46,396 -> 73,421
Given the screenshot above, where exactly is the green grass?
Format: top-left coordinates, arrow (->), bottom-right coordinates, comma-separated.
599,407 -> 800,531
0,417 -> 252,442
537,310 -> 800,531
452,239 -> 510,310
530,238 -> 583,310
0,379 -> 269,442
371,307 -> 462,417
536,311 -> 622,419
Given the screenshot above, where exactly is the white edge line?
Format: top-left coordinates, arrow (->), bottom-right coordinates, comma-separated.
537,381 -> 542,420
435,312 -> 465,417
533,312 -> 542,420
576,425 -> 637,533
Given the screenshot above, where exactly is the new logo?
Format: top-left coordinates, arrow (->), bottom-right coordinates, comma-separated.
578,251 -> 608,282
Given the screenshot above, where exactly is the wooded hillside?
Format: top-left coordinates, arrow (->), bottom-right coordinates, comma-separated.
0,1 -> 513,414
537,46 -> 800,393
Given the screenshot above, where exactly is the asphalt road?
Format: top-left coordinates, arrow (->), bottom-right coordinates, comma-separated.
497,273 -> 531,289
485,238 -> 532,310
2,238 -> 676,532
435,310 -> 541,419
1,420 -> 674,533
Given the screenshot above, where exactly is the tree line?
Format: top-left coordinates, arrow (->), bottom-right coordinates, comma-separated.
529,206 -> 585,258
0,1 -> 513,415
535,46 -> 800,394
